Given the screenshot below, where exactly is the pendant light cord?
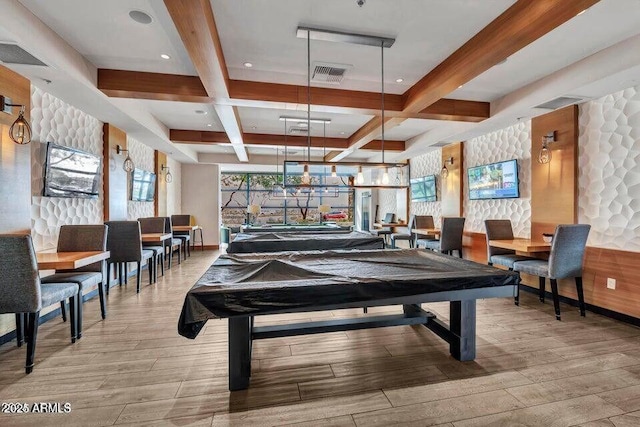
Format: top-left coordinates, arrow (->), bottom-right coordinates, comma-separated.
381,40 -> 385,164
307,29 -> 311,165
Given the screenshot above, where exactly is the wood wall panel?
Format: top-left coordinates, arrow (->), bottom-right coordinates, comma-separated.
155,151 -> 167,217
531,105 -> 578,238
441,142 -> 464,217
0,64 -> 31,235
102,124 -> 128,221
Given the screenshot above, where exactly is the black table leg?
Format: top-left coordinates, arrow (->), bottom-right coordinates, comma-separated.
449,300 -> 476,361
228,316 -> 252,391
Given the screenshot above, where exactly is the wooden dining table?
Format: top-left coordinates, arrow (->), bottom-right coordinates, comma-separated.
36,251 -> 111,270
373,222 -> 408,232
413,228 -> 441,236
173,225 -> 198,232
489,238 -> 551,253
141,233 -> 173,244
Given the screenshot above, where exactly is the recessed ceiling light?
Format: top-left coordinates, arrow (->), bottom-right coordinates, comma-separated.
206,124 -> 212,127
340,131 -> 346,135
395,78 -> 404,83
195,110 -> 207,115
243,62 -> 253,68
160,54 -> 171,60
458,85 -> 463,89
298,122 -> 309,127
577,9 -> 587,16
251,126 -> 257,130
129,10 -> 153,25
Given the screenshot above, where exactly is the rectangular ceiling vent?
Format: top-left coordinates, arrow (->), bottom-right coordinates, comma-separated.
534,96 -> 585,110
431,142 -> 449,148
311,61 -> 352,85
0,43 -> 47,66
289,127 -> 309,135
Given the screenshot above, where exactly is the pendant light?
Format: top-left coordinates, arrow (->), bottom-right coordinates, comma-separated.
380,39 -> 390,186
301,29 -> 312,185
322,121 -> 329,193
356,166 -> 364,184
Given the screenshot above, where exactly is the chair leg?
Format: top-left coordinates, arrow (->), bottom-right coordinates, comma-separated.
136,261 -> 142,293
168,247 -> 173,269
148,258 -> 153,284
76,290 -> 83,339
60,301 -> 67,322
106,263 -> 111,295
118,263 -> 124,286
15,313 -> 24,347
458,249 -> 463,258
550,279 -> 561,321
199,228 -> 204,251
25,311 -> 40,374
69,296 -> 77,343
98,282 -> 106,320
575,276 -> 586,317
160,254 -> 164,276
124,263 -> 129,285
177,246 -> 182,264
539,276 -> 545,303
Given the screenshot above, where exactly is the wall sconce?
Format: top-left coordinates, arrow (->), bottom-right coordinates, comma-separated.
161,164 -> 173,183
0,96 -> 32,145
538,131 -> 557,164
116,145 -> 135,172
441,157 -> 454,179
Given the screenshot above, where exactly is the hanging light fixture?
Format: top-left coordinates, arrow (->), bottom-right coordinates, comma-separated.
161,164 -> 173,183
331,165 -> 337,178
441,157 -> 454,179
356,166 -> 365,184
301,28 -> 312,186
1,96 -> 32,144
379,39 -> 390,187
116,145 -> 135,172
538,131 -> 556,164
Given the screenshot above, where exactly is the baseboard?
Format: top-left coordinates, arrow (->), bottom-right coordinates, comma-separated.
202,245 -> 219,250
520,284 -> 640,327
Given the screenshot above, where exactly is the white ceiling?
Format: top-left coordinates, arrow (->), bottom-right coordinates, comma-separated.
3,0 -> 640,168
212,0 -> 517,95
18,0 -> 196,75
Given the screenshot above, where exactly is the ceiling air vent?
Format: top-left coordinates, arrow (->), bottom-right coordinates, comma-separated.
289,127 -> 309,135
311,61 -> 352,85
0,43 -> 46,66
535,96 -> 585,110
431,142 -> 449,148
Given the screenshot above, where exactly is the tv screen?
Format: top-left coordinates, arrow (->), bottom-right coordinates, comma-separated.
468,159 -> 520,200
43,142 -> 101,198
131,169 -> 156,202
410,175 -> 437,202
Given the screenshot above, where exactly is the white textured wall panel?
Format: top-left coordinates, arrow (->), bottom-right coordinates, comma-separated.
463,121 -> 532,237
30,87 -> 103,251
127,136 -> 155,220
579,85 -> 640,251
410,149 -> 442,226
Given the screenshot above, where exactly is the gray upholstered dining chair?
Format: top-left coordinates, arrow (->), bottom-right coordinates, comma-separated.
391,215 -> 416,248
41,224 -> 108,339
162,217 -> 183,267
138,217 -> 166,280
105,221 -> 155,293
171,214 -> 191,257
513,224 -> 591,321
0,234 -> 79,373
372,212 -> 395,247
417,217 -> 466,258
412,215 -> 436,246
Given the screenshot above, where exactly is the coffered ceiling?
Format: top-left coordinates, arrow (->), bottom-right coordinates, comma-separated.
1,0 -> 640,167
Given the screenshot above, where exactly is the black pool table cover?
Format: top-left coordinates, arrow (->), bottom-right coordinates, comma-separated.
227,231 -> 384,253
178,249 -> 519,339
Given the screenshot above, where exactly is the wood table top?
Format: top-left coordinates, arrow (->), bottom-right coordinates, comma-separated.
141,233 -> 172,243
489,238 -> 551,253
413,228 -> 440,235
37,251 -> 110,270
373,222 -> 407,228
173,225 -> 198,232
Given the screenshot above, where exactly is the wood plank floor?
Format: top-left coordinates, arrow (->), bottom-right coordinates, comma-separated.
2,249 -> 640,426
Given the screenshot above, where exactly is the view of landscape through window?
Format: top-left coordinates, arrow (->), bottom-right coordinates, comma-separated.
220,172 -> 354,227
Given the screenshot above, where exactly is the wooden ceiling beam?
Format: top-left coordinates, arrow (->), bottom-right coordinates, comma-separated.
170,129 -> 404,151
97,69 -> 211,103
164,0 -> 247,161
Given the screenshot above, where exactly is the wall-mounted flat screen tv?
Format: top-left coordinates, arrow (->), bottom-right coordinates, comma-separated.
43,142 -> 101,198
410,175 -> 437,202
131,169 -> 156,202
468,159 -> 519,200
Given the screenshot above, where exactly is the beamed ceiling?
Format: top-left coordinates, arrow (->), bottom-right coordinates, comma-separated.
3,0 -> 640,166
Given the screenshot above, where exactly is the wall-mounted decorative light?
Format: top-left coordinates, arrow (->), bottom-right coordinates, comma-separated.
0,96 -> 32,145
538,131 -> 557,164
116,145 -> 135,172
161,164 -> 173,183
441,157 -> 454,179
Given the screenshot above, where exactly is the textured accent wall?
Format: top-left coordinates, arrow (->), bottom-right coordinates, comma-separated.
30,87 -> 103,251
579,85 -> 640,251
410,149 -> 442,226
167,157 -> 182,216
126,135 -> 155,220
463,121 -> 532,237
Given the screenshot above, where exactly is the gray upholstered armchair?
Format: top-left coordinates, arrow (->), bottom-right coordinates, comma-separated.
513,224 -> 591,320
138,217 -> 166,280
41,224 -> 108,339
171,214 -> 192,257
0,235 -> 79,373
162,216 -> 183,267
391,215 -> 416,248
417,217 -> 465,258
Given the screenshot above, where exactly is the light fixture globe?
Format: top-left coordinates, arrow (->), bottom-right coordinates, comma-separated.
538,143 -> 552,164
441,165 -> 449,179
381,167 -> 390,185
331,165 -> 337,177
165,170 -> 173,183
356,166 -> 365,185
123,155 -> 135,172
9,107 -> 32,145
